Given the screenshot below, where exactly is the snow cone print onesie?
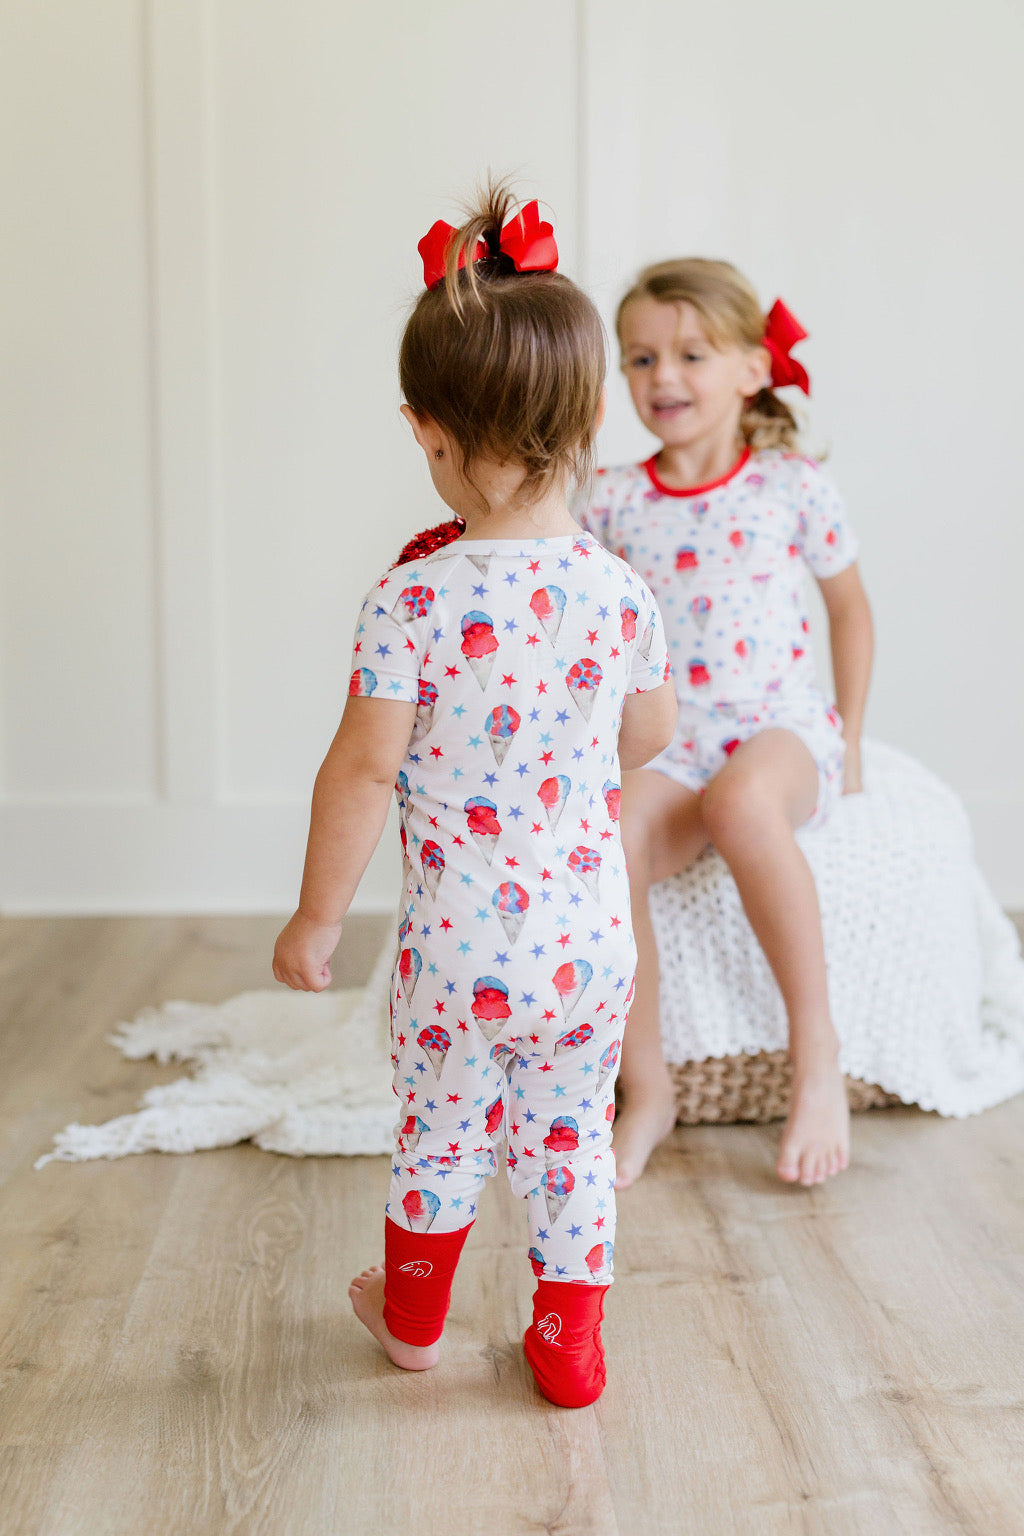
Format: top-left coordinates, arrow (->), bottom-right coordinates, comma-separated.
349,530 -> 668,1349
579,448 -> 857,820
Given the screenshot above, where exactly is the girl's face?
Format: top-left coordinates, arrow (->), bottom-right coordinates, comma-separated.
619,298 -> 766,449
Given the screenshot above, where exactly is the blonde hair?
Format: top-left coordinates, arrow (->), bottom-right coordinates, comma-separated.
616,258 -> 801,453
400,180 -> 606,504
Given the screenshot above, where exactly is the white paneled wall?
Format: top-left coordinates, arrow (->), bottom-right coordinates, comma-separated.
2,0 -> 1022,911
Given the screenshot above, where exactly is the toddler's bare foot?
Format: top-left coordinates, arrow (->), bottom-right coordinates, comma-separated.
349,1265 -> 439,1370
613,1080 -> 678,1189
777,1057 -> 850,1186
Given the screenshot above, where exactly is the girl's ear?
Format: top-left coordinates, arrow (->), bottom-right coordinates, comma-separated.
400,404 -> 443,457
743,346 -> 773,396
594,387 -> 608,434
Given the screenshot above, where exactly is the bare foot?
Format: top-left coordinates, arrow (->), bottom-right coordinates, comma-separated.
348,1266 -> 439,1370
613,1081 -> 679,1189
777,1060 -> 850,1186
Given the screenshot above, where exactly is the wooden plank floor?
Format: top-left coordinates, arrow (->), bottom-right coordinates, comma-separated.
2,916 -> 1024,1536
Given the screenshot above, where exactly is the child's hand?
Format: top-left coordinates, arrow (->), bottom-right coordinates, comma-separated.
843,741 -> 863,795
273,911 -> 344,992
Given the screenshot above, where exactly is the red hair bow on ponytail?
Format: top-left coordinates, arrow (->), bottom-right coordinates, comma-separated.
417,200 -> 558,291
763,299 -> 810,395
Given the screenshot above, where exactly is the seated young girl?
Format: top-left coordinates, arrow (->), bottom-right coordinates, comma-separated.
578,259 -> 874,1189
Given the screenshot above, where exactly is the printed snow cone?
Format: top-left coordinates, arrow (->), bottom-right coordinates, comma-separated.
416,1023 -> 452,1080
597,1038 -> 621,1093
348,667 -> 377,697
734,636 -> 756,667
542,1165 -> 575,1226
420,839 -> 445,900
638,614 -> 656,660
399,1115 -> 429,1152
567,846 -> 601,901
466,553 -> 490,576
397,946 -> 421,1006
688,658 -> 711,688
544,1115 -> 580,1156
490,1041 -> 516,1077
465,795 -> 501,863
565,659 -> 602,721
620,598 -> 638,641
529,585 -> 566,642
471,976 -> 511,1041
602,780 -> 621,822
553,959 -> 593,1020
492,881 -> 529,945
398,904 -> 413,944
537,774 -> 570,831
402,1187 -> 441,1233
460,610 -> 499,690
413,679 -> 438,738
555,1020 -> 594,1054
690,594 -> 713,632
391,584 -> 435,623
484,1096 -> 504,1136
752,572 -> 773,600
585,1242 -> 614,1282
675,545 -> 698,576
727,528 -> 751,560
529,1246 -> 546,1278
485,704 -> 520,765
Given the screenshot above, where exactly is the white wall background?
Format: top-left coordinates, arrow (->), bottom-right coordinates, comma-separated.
2,0 -> 1022,912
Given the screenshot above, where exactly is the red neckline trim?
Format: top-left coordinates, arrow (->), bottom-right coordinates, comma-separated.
641,445 -> 752,498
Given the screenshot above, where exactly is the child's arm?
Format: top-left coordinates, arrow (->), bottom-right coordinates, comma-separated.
818,563 -> 873,793
273,696 -> 416,991
617,681 -> 678,772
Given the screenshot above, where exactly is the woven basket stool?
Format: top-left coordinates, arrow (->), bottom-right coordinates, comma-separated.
643,740 -> 1024,1125
667,1053 -> 901,1125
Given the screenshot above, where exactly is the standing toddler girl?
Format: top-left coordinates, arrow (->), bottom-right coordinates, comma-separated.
273,186 -> 675,1407
579,259 -> 873,1189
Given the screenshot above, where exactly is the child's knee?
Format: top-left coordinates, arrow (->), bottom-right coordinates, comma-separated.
701,775 -> 779,850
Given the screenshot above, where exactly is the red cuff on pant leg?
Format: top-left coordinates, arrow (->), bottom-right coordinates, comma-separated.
383,1217 -> 472,1348
523,1279 -> 609,1408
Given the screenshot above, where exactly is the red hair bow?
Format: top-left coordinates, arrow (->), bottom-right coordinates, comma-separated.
763,299 -> 810,395
417,200 -> 558,291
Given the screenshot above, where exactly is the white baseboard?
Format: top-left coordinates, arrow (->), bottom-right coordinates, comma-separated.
2,796 -> 1021,915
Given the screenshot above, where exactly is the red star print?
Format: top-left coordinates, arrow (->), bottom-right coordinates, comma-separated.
397,1032 -> 406,1046
610,914 -> 621,927
538,1061 -> 553,1073
557,932 -> 571,949
526,632 -> 540,647
540,751 -> 554,765
521,1146 -> 536,1157
609,645 -> 620,659
504,856 -> 520,869
439,918 -> 452,931
591,736 -> 599,749
404,638 -> 416,653
510,1122 -> 520,1136
406,1090 -> 416,1103
422,651 -> 432,667
542,1009 -> 556,1021
444,665 -> 460,678
580,819 -> 590,832
587,629 -> 598,644
536,680 -> 548,694
541,868 -> 553,881
529,1033 -> 540,1044
456,1019 -> 468,1033
428,815 -> 439,828
429,746 -> 444,759
600,829 -> 613,841
451,834 -> 465,848
594,1216 -> 606,1229
446,1093 -> 462,1104
527,559 -> 541,573
434,1000 -> 445,1014
354,641 -> 362,654
530,822 -> 543,835
448,1141 -> 461,1154
501,673 -> 516,688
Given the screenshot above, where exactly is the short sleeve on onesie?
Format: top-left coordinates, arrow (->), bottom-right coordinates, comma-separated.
347,569 -> 427,704
626,583 -> 670,694
791,457 -> 859,578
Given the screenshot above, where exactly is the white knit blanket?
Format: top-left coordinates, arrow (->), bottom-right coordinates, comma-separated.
37,742 -> 1024,1166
